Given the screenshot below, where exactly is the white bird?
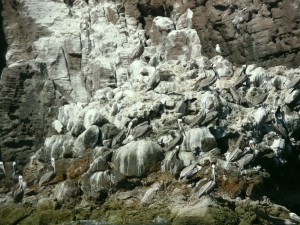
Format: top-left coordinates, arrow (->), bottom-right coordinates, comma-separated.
0,161 -> 5,177
177,119 -> 186,137
215,44 -> 229,55
13,175 -> 26,203
39,157 -> 56,186
198,164 -> 216,197
12,161 -> 19,183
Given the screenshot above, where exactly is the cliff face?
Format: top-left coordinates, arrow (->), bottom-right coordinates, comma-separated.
1,0 -> 300,224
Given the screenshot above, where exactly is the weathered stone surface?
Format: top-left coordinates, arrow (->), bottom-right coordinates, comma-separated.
182,127 -> 217,153
113,140 -> 163,177
43,135 -> 73,160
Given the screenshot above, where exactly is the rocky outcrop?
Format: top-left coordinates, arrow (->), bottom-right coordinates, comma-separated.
1,0 -> 300,224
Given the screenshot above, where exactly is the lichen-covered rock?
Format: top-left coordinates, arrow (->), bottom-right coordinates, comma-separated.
113,140 -> 163,177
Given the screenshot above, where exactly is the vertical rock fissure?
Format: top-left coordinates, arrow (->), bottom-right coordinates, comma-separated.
0,1 -> 7,76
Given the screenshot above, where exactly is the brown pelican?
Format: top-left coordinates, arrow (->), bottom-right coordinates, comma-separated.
111,128 -> 127,147
189,110 -> 206,127
252,92 -> 268,106
192,72 -> 207,91
162,146 -> 185,175
229,86 -> 242,104
146,71 -> 160,92
256,210 -> 296,225
272,111 -> 289,139
289,213 -> 300,223
132,121 -> 152,140
233,65 -> 248,89
195,66 -> 219,91
200,110 -> 219,126
130,37 -> 144,62
226,147 -> 243,162
126,118 -> 138,137
177,119 -> 186,137
12,161 -> 19,184
0,162 -> 6,179
285,76 -> 300,90
13,175 -> 26,203
165,131 -> 183,152
237,149 -> 259,169
198,164 -> 216,197
39,157 -> 56,186
179,162 -> 202,180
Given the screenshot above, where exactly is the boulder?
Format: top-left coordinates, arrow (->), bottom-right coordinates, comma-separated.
43,135 -> 74,160
182,127 -> 217,153
113,140 -> 163,177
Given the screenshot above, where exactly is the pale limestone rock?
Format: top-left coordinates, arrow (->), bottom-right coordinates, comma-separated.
182,127 -> 217,153
84,109 -> 108,128
58,103 -> 85,128
113,140 -> 163,177
87,157 -> 110,173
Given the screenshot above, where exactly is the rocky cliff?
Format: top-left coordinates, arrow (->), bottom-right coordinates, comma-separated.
1,0 -> 300,224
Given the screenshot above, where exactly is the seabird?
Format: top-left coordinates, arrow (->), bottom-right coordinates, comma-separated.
237,149 -> 259,169
132,121 -> 152,140
249,92 -> 268,107
289,213 -> 300,223
226,147 -> 243,162
189,110 -> 206,127
194,66 -> 219,91
39,157 -> 56,186
130,36 -> 145,62
146,71 -> 160,92
126,118 -> 138,137
198,164 -> 216,197
233,65 -> 248,89
177,119 -> 186,137
0,162 -> 6,178
112,128 -> 127,147
179,162 -> 202,180
162,146 -> 184,175
13,175 -> 26,203
200,110 -> 219,126
285,76 -> 300,90
229,86 -> 242,104
215,44 -> 228,55
256,210 -> 296,225
165,131 -> 183,152
272,111 -> 289,139
12,161 -> 19,183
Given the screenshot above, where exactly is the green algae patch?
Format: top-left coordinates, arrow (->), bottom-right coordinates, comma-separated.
0,204 -> 32,225
19,209 -> 73,225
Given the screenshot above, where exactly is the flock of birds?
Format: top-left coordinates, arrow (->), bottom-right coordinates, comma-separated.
0,157 -> 56,203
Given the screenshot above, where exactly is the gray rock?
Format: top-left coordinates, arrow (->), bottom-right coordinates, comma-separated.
113,140 -> 163,177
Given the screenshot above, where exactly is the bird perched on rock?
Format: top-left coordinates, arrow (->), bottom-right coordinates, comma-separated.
177,119 -> 186,137
189,110 -> 206,127
237,149 -> 259,169
12,175 -> 26,203
130,36 -> 145,62
198,164 -> 216,197
132,121 -> 152,140
272,109 -> 289,140
194,66 -> 219,91
146,71 -> 160,92
162,146 -> 185,176
39,157 -> 56,186
233,65 -> 248,89
179,162 -> 202,181
12,161 -> 19,184
229,86 -> 242,105
0,162 -> 6,179
165,131 -> 183,152
289,212 -> 300,223
215,44 -> 229,55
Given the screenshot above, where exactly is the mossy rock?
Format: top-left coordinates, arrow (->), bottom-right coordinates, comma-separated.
173,206 -> 238,225
67,156 -> 91,179
19,209 -> 73,225
0,204 -> 32,225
